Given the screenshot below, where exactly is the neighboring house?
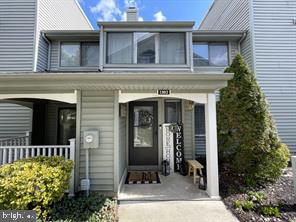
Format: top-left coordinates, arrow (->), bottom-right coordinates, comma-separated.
199,0 -> 296,153
0,2 -> 248,198
0,0 -> 92,139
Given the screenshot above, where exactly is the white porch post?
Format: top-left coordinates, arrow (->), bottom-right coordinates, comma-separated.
68,138 -> 76,197
205,93 -> 220,199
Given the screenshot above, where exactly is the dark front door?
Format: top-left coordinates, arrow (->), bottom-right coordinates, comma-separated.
129,101 -> 158,166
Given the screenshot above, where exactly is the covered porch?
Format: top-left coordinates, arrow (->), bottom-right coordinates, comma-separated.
117,91 -> 223,199
0,92 -> 78,196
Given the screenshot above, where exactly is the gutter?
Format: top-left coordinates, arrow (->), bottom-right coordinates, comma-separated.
41,32 -> 51,71
238,32 -> 247,54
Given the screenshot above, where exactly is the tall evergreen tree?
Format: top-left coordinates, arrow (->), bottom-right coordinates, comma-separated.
217,54 -> 289,184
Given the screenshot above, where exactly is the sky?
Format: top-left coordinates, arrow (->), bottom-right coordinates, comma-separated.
77,0 -> 214,29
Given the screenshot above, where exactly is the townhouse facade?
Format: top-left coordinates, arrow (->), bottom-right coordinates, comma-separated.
0,0 -> 256,198
199,0 -> 296,153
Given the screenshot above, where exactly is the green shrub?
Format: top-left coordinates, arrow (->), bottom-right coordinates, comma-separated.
247,191 -> 266,203
261,206 -> 280,217
217,54 -> 290,184
51,193 -> 117,222
233,200 -> 243,209
233,200 -> 255,211
244,176 -> 257,187
0,156 -> 73,218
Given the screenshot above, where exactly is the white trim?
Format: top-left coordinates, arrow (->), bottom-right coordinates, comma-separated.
155,33 -> 160,64
33,0 -> 39,72
74,0 -> 94,30
0,92 -> 77,104
113,90 -> 120,192
118,168 -> 127,195
119,91 -> 207,104
74,90 -> 82,191
205,93 -> 219,198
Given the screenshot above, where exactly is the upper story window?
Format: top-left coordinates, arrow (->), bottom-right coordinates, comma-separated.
107,33 -> 133,64
135,32 -> 156,64
106,32 -> 186,65
193,42 -> 228,67
60,42 -> 99,67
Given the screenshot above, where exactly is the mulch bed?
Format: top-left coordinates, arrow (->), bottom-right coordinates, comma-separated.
221,167 -> 296,222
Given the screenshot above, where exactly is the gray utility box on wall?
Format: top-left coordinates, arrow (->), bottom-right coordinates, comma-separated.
83,130 -> 99,149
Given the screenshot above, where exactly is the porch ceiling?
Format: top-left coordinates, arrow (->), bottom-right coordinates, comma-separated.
0,72 -> 233,92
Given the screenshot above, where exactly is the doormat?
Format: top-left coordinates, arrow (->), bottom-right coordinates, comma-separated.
125,171 -> 161,184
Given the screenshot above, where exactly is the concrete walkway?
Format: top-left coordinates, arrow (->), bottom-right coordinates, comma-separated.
119,201 -> 239,222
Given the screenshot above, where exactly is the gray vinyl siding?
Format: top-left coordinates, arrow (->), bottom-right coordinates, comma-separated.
118,116 -> 127,181
36,38 -> 49,71
79,91 -> 114,191
50,41 -> 60,71
199,0 -> 253,69
0,0 -> 36,72
0,103 -> 32,139
252,0 -> 296,153
35,0 -> 93,71
230,41 -> 239,61
184,107 -> 194,160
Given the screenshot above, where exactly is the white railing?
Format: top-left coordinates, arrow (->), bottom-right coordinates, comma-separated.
0,131 -> 31,146
0,138 -> 76,196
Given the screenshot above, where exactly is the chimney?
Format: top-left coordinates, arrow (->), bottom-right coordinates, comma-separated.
126,6 -> 138,21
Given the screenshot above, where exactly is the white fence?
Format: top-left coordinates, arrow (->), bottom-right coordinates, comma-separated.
0,131 -> 31,146
0,138 -> 76,196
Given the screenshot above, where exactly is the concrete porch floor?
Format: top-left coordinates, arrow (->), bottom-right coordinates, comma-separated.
118,173 -> 212,201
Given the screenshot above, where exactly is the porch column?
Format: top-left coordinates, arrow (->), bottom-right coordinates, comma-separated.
205,93 -> 219,199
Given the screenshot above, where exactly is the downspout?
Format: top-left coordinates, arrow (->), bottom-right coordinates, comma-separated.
41,32 -> 51,71
238,32 -> 247,54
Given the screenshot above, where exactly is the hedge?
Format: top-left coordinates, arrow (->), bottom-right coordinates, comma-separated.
0,156 -> 74,218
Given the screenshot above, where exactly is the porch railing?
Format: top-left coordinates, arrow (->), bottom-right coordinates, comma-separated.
0,131 -> 31,146
0,138 -> 76,196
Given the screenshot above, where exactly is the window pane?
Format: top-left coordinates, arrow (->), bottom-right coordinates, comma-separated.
160,33 -> 185,64
107,33 -> 133,64
194,104 -> 205,135
165,101 -> 182,123
133,106 -> 154,147
136,33 -> 156,64
60,43 -> 80,67
193,43 -> 209,66
81,43 -> 99,66
209,44 -> 228,66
